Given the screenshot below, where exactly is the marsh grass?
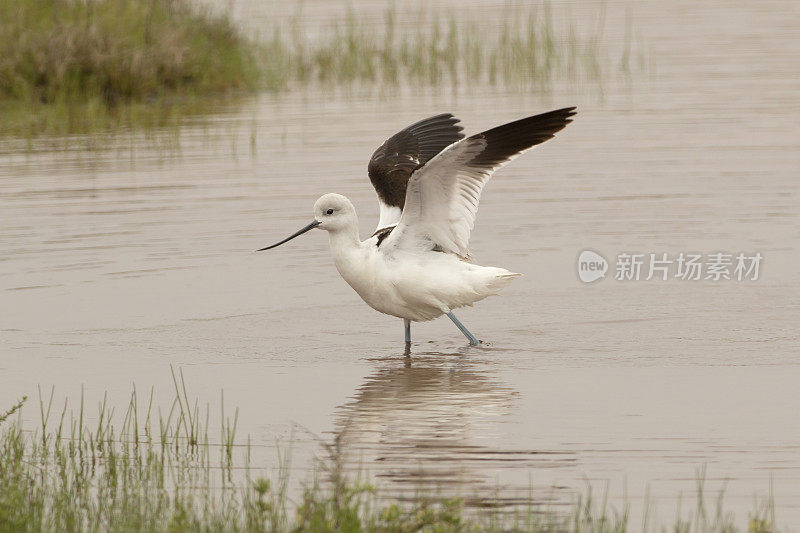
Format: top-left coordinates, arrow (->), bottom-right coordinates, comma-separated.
0,0 -> 260,102
0,0 -> 260,137
0,1 -> 643,140
0,374 -> 779,532
261,5 -> 631,93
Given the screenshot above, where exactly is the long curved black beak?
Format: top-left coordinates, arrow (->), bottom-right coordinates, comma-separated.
257,220 -> 321,251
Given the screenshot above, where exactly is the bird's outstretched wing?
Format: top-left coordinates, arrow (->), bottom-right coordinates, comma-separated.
368,113 -> 464,232
382,107 -> 577,258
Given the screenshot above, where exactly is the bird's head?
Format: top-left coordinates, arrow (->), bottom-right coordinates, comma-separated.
257,193 -> 357,251
313,193 -> 357,232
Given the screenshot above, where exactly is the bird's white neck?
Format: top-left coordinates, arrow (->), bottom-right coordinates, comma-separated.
326,222 -> 361,256
326,221 -> 369,296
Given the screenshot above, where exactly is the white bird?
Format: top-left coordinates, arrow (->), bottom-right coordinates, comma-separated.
259,107 -> 576,345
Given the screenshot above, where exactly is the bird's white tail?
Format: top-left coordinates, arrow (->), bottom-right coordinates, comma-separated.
482,269 -> 522,295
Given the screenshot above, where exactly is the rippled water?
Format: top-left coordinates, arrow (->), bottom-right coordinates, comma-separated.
2,0 -> 799,526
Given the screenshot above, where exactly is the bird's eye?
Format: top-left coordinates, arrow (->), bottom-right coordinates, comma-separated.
326,208 -> 334,215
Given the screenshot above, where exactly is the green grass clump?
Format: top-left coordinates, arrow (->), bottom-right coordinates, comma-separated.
0,0 -> 260,136
0,0 -> 260,103
0,372 -> 779,532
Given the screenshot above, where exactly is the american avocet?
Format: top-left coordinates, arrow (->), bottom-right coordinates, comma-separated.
259,107 -> 576,346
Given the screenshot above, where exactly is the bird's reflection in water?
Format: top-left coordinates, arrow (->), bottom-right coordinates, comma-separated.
327,347 -> 572,508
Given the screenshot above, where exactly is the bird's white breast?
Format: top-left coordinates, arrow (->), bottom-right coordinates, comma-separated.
330,238 -> 400,316
328,236 -> 517,322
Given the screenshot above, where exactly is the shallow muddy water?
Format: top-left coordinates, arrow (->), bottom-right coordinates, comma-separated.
2,0 -> 799,526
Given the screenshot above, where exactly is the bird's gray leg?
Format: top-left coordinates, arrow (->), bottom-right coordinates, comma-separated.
446,312 -> 479,345
404,319 -> 411,344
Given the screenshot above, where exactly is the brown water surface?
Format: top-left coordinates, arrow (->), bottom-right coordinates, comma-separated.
1,0 -> 799,526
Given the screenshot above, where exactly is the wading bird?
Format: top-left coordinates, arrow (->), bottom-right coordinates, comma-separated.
259,107 -> 576,345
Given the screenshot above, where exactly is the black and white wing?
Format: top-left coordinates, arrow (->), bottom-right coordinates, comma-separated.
368,113 -> 464,233
382,107 -> 577,258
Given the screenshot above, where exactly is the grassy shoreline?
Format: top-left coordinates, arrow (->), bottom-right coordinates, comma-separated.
0,0 -> 642,138
0,376 -> 778,532
0,0 -> 261,103
0,0 -> 261,137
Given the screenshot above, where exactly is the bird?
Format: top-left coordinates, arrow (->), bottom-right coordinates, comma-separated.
259,107 -> 576,346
